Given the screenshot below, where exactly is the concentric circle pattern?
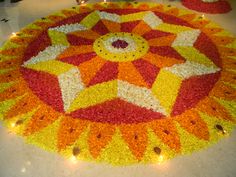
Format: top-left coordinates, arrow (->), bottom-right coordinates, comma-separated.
0,2 -> 235,165
94,32 -> 149,62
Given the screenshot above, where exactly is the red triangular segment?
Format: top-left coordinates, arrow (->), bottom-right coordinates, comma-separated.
53,12 -> 90,27
171,72 -> 220,116
154,11 -> 193,27
21,68 -> 64,112
142,30 -> 173,40
88,62 -> 118,86
132,59 -> 160,87
92,20 -> 110,35
69,98 -> 164,124
66,34 -> 94,45
121,21 -> 141,32
150,46 -> 184,60
102,9 -> 142,15
23,31 -> 51,62
194,32 -> 222,67
59,52 -> 97,66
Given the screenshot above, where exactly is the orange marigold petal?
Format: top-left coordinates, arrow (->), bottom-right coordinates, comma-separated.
179,14 -> 196,22
24,104 -> 61,136
132,21 -> 152,36
120,124 -> 148,160
10,37 -> 34,46
0,70 -> 21,83
47,15 -> 65,22
142,52 -> 184,68
218,47 -> 236,57
202,28 -> 223,35
57,45 -> 93,59
191,20 -> 210,28
0,59 -> 22,69
71,30 -> 100,40
107,3 -> 121,9
0,47 -> 26,57
150,118 -> 181,152
220,71 -> 236,85
137,4 -> 149,10
211,36 -> 235,46
79,6 -> 92,13
149,119 -> 181,152
196,97 -> 234,121
150,5 -> 164,12
210,82 -> 236,101
102,20 -> 121,33
57,116 -> 88,150
175,110 -> 209,140
118,62 -> 148,88
21,28 -> 42,36
165,8 -> 179,16
61,10 -> 78,17
93,3 -> 105,10
34,21 -> 54,30
88,123 -> 116,158
0,81 -> 28,102
123,3 -> 134,9
5,94 -> 40,119
222,57 -> 236,70
78,56 -> 106,86
148,35 -> 176,47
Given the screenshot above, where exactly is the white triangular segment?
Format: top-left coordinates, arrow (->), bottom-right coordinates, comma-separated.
58,68 -> 84,111
117,80 -> 167,115
23,45 -> 68,66
48,23 -> 87,33
172,29 -> 201,47
97,10 -> 121,23
143,12 -> 163,29
164,61 -> 220,79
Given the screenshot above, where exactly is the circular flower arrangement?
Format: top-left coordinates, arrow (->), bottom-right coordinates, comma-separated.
182,0 -> 232,14
0,2 -> 236,165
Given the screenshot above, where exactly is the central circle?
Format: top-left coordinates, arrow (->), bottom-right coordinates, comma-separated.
112,39 -> 129,49
93,32 -> 149,62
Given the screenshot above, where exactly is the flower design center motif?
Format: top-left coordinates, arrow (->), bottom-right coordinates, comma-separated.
112,39 -> 129,49
93,32 -> 149,62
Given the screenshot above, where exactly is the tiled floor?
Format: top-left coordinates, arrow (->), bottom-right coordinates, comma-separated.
0,0 -> 236,177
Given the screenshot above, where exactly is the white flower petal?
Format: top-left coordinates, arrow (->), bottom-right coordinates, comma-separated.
118,80 -> 167,115
23,45 -> 67,66
164,61 -> 220,79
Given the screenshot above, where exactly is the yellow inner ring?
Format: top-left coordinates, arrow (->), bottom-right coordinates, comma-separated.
93,32 -> 149,62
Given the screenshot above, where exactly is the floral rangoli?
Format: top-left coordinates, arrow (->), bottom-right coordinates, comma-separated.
182,0 -> 232,14
0,2 -> 236,165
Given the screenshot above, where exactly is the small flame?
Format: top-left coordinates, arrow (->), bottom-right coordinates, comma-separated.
77,0 -> 85,4
11,123 -> 16,128
11,32 -> 17,38
26,161 -> 31,166
70,156 -> 78,164
158,155 -> 164,164
21,167 -> 26,173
